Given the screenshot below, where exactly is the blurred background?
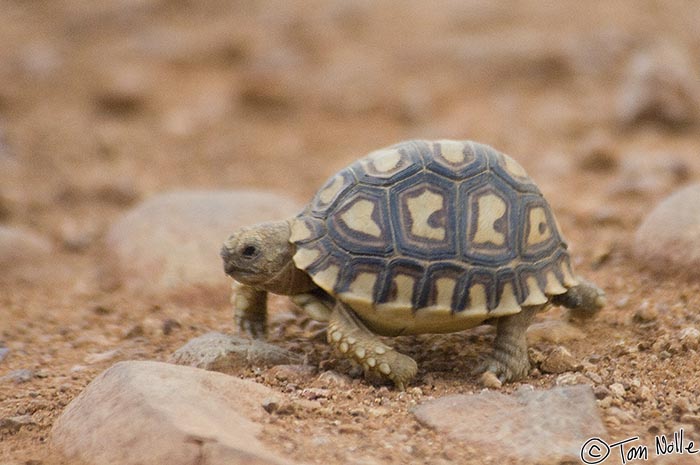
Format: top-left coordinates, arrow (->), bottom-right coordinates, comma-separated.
1,0 -> 699,238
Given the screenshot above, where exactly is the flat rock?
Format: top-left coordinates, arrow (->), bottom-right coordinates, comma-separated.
102,190 -> 300,301
527,320 -> 585,344
634,183 -> 700,276
169,332 -> 303,372
412,385 -> 605,463
51,361 -> 298,465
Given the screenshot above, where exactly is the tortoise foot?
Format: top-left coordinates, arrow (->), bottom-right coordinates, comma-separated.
328,302 -> 417,390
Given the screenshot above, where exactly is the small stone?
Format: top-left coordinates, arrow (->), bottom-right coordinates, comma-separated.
261,397 -> 281,414
632,300 -> 658,323
94,64 -> 151,116
84,349 -> 121,365
593,385 -> 610,399
0,347 -> 9,364
555,373 -> 588,386
672,396 -> 693,415
124,325 -> 145,339
635,183 -> 700,276
301,388 -> 330,400
412,385 -> 605,463
609,382 -> 626,398
290,399 -> 322,412
313,370 -> 352,388
162,318 -> 181,335
0,369 -> 34,384
540,346 -> 579,374
679,327 -> 700,350
577,132 -> 618,172
0,414 -> 35,433
265,364 -> 316,384
527,320 -> 585,344
169,332 -> 303,373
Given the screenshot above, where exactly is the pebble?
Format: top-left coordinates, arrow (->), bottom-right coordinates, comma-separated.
593,385 -> 611,400
84,349 -> 121,365
527,320 -> 585,344
412,385 -> 605,463
313,370 -> 352,388
632,300 -> 658,323
577,131 -> 618,172
169,332 -> 303,373
635,183 -> 700,275
51,361 -> 299,465
609,382 -> 626,398
0,347 -> 9,364
300,388 -> 331,400
102,190 -> 301,300
540,346 -> 579,374
93,64 -> 152,116
0,369 -> 34,384
0,414 -> 35,434
554,373 -> 588,386
679,327 -> 700,350
264,364 -> 316,384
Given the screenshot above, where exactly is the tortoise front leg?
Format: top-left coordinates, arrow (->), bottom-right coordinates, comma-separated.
328,302 -> 417,390
232,281 -> 267,339
480,305 -> 540,386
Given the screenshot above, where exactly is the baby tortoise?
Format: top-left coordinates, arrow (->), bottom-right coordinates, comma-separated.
221,140 -> 605,389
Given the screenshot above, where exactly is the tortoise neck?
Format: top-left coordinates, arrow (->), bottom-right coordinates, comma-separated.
261,250 -> 316,295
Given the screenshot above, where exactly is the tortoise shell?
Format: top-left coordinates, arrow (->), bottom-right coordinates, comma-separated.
290,140 -> 578,335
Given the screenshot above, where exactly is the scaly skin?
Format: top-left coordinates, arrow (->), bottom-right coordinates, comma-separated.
553,277 -> 607,321
479,305 -> 541,386
327,302 -> 417,390
232,281 -> 268,339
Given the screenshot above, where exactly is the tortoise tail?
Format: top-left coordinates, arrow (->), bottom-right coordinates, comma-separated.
551,277 -> 606,320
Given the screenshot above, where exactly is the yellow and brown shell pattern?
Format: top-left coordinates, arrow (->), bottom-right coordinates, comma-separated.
290,140 -> 577,334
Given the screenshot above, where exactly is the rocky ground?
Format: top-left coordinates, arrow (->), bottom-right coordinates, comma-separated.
2,1 -> 700,464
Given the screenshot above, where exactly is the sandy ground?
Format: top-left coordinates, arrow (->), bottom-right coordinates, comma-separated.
2,1 -> 700,464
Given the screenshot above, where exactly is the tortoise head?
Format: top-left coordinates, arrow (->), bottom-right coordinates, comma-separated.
221,220 -> 315,295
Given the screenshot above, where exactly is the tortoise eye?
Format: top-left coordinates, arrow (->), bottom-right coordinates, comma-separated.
241,245 -> 259,259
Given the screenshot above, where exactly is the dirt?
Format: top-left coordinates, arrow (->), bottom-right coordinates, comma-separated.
2,1 -> 700,464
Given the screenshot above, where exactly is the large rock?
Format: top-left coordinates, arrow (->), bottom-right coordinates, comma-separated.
616,42 -> 700,128
635,183 -> 700,276
51,361 -> 298,465
102,190 -> 301,301
412,385 -> 605,463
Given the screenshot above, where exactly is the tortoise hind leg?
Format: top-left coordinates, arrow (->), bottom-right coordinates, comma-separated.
328,302 -> 418,390
479,305 -> 540,386
552,277 -> 606,321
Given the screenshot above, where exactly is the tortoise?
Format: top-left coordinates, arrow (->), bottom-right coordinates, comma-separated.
221,140 -> 605,389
